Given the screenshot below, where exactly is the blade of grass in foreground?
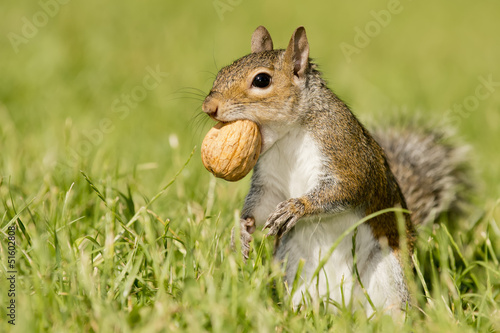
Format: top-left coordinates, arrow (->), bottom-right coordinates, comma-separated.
87,147 -> 195,265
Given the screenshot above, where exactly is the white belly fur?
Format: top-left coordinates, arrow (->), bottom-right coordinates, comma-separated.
253,127 -> 406,314
276,215 -> 406,314
252,126 -> 325,225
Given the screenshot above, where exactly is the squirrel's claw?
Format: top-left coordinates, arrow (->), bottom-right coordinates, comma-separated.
232,217 -> 256,261
264,198 -> 306,237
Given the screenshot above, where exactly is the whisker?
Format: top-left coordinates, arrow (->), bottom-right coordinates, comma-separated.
177,86 -> 208,95
174,88 -> 207,98
165,95 -> 204,103
200,71 -> 218,81
212,50 -> 219,72
189,110 -> 214,143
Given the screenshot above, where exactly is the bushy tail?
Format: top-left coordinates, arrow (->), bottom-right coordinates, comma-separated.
373,125 -> 472,226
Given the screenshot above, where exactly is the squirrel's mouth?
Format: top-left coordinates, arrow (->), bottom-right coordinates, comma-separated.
258,126 -> 276,156
207,112 -> 230,123
207,114 -> 221,122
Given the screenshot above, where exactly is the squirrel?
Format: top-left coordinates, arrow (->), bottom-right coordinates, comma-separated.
202,26 -> 469,314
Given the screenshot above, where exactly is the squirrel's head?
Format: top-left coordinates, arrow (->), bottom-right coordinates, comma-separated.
202,26 -> 311,152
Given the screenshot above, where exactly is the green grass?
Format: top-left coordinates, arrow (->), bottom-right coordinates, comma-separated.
1,0 -> 500,331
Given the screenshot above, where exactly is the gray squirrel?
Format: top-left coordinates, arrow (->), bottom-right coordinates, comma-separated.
202,26 -> 469,314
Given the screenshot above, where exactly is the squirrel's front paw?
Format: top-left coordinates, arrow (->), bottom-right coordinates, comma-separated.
264,198 -> 306,237
231,217 -> 256,260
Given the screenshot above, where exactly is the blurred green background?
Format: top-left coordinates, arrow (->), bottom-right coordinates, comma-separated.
1,0 -> 499,201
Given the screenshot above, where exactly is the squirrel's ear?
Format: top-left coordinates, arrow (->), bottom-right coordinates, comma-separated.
251,26 -> 274,53
284,26 -> 309,79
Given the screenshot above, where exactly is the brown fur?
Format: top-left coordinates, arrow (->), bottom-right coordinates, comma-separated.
204,26 -> 466,260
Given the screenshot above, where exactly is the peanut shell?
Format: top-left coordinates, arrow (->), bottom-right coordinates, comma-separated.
201,120 -> 261,181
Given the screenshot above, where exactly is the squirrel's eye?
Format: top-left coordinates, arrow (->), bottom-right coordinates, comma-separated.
252,73 -> 271,88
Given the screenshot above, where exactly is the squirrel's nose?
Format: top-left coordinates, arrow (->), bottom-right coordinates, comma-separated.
202,95 -> 219,118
